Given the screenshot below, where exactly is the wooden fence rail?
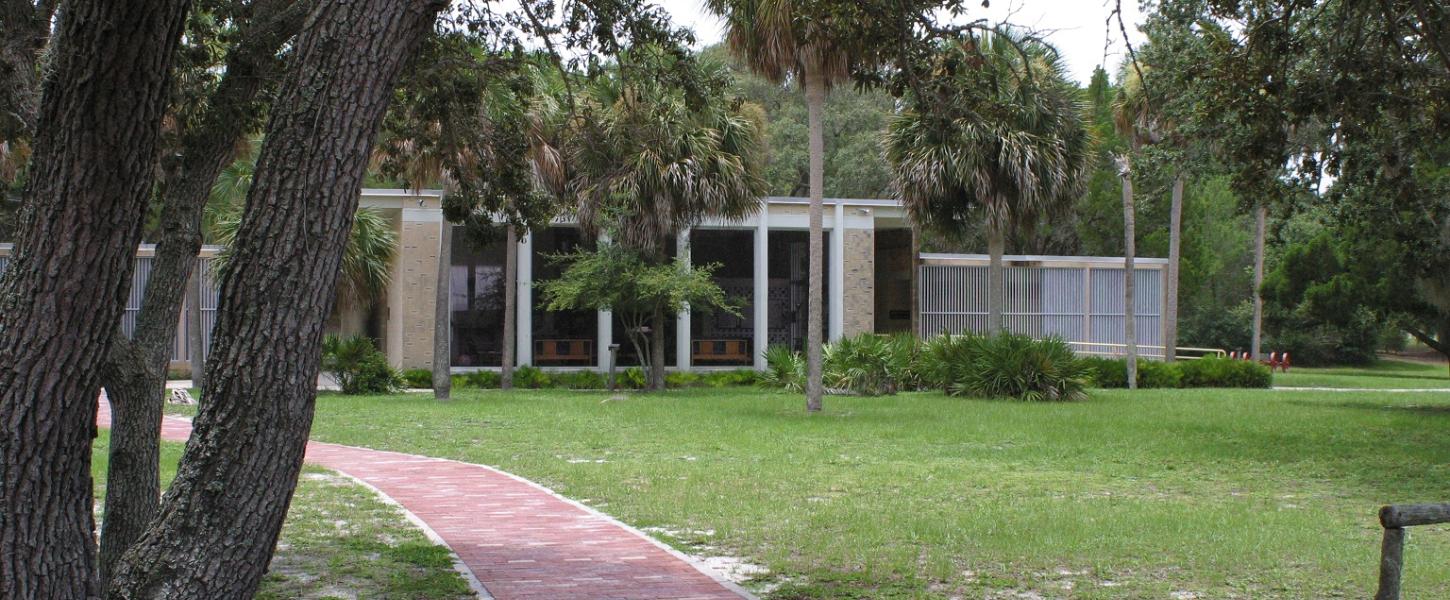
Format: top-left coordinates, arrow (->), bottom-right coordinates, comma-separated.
1376,503 -> 1450,600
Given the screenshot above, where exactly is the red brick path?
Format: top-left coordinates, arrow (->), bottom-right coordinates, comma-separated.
97,401 -> 750,600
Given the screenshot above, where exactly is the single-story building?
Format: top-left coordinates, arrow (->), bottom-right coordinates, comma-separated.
0,189 -> 1167,373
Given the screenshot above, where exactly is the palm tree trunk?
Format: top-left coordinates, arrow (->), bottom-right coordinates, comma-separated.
1251,203 -> 1267,361
650,303 -> 667,390
0,1 -> 189,594
105,1 -> 442,595
987,224 -> 1006,333
1164,174 -> 1184,362
502,225 -> 517,389
432,222 -> 452,399
803,60 -> 827,413
1122,169 -> 1138,389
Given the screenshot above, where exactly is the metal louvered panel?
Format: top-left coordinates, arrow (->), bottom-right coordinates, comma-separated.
921,259 -> 1165,359
169,257 -> 220,363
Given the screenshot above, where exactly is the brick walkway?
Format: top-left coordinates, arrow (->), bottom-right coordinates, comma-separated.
97,400 -> 750,600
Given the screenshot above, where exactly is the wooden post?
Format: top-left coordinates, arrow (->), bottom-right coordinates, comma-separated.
1376,527 -> 1405,600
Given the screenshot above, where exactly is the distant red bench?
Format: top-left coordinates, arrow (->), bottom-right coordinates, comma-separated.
1228,350 -> 1291,372
535,339 -> 593,365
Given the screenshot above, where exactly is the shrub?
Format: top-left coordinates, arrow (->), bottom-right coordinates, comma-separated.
454,370 -> 500,389
666,371 -> 703,388
513,365 -> 551,389
1080,356 -> 1129,388
703,369 -> 760,387
554,370 -> 606,389
919,333 -> 987,390
884,332 -> 924,391
948,333 -> 1090,402
758,346 -> 805,392
618,367 -> 647,389
1178,357 -> 1272,389
1137,360 -> 1183,389
321,335 -> 402,395
401,368 -> 433,389
823,333 -> 900,396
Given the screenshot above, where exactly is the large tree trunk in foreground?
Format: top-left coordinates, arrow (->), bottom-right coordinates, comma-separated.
433,221 -> 452,399
1121,166 -> 1138,389
97,3 -> 306,582
501,225 -> 517,389
1164,174 -> 1184,362
987,224 -> 1006,333
0,1 -> 189,596
0,0 -> 55,138
803,62 -> 827,413
105,1 -> 442,597
1251,203 -> 1267,361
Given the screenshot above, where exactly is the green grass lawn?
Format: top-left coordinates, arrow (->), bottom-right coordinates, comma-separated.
1274,359 -> 1450,389
280,386 -> 1450,599
92,431 -> 473,599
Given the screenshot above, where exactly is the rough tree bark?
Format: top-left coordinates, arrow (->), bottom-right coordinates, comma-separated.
1251,203 -> 1267,361
987,224 -> 1006,333
105,0 -> 443,597
501,225 -> 517,389
0,0 -> 190,597
1164,174 -> 1184,362
433,221 -> 452,399
0,0 -> 55,138
803,60 -> 827,413
97,2 -> 306,583
1121,162 -> 1138,389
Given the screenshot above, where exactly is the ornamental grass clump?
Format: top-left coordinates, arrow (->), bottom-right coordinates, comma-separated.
947,333 -> 1090,402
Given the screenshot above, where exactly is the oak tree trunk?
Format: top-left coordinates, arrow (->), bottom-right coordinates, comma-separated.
0,1 -> 189,596
987,225 -> 1006,333
1164,175 -> 1184,362
1122,169 -> 1138,389
105,1 -> 442,597
433,221 -> 453,399
502,225 -> 517,389
1251,203 -> 1267,361
803,62 -> 827,413
97,4 -> 306,581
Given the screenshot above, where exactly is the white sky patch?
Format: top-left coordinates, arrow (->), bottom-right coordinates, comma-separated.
654,0 -> 1148,85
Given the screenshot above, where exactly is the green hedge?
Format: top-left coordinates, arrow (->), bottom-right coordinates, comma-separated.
447,367 -> 759,390
1081,356 -> 1271,389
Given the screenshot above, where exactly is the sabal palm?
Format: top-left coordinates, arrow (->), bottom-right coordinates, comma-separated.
885,30 -> 1092,333
707,0 -> 866,412
569,55 -> 767,389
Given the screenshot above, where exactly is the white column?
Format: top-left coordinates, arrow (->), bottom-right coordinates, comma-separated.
676,228 -> 691,370
597,234 -> 612,370
517,232 -> 533,366
754,210 -> 770,370
830,202 -> 845,341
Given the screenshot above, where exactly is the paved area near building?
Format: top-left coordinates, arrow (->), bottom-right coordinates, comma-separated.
96,399 -> 750,600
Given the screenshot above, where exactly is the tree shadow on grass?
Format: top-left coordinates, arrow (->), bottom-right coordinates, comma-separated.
1283,398 -> 1450,417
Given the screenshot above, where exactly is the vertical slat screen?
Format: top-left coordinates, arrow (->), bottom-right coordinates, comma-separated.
921,261 -> 1164,359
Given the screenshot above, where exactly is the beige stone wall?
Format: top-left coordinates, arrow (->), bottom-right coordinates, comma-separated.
842,228 -> 875,336
387,217 -> 441,370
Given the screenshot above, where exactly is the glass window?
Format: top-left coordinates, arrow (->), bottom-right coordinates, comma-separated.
532,227 -> 599,366
767,230 -> 829,352
690,229 -> 755,367
450,227 -> 507,367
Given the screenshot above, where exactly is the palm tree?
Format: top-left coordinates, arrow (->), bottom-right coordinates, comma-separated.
569,51 -> 767,390
1113,64 -> 1185,366
706,0 -> 872,412
1112,64 -> 1164,387
885,31 -> 1092,336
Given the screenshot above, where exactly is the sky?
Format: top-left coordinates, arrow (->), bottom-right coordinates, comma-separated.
654,0 -> 1149,85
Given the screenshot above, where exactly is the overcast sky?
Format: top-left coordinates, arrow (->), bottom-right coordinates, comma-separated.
654,0 -> 1148,85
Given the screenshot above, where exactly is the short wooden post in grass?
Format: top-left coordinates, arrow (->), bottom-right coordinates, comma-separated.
1375,503 -> 1450,600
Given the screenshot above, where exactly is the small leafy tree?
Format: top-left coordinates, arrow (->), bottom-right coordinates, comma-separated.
538,242 -> 740,389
